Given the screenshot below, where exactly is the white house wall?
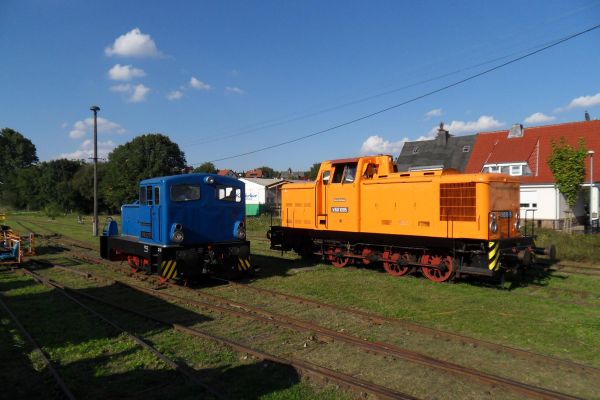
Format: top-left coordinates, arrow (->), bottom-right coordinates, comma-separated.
240,180 -> 266,205
519,185 -> 591,221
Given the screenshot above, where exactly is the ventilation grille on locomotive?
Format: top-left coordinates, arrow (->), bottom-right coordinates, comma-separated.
440,182 -> 476,221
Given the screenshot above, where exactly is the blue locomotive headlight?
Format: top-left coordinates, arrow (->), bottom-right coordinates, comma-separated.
489,212 -> 498,233
204,176 -> 215,185
170,223 -> 184,243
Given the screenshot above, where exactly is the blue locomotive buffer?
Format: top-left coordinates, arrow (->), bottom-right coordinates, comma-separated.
100,174 -> 251,280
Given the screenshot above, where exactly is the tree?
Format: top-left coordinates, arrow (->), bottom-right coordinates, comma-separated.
103,134 -> 186,209
307,162 -> 321,180
0,128 -> 38,204
36,159 -> 85,212
258,166 -> 276,178
547,137 -> 587,230
193,162 -> 217,174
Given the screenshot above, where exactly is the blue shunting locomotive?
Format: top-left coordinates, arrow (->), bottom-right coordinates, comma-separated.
100,173 -> 251,281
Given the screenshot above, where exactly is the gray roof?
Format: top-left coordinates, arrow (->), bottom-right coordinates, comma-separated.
396,127 -> 476,172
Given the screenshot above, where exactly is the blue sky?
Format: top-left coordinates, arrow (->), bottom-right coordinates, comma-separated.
1,0 -> 600,172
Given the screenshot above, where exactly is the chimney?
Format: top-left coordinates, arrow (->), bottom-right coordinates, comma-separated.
508,123 -> 524,138
436,122 -> 450,146
585,111 -> 591,121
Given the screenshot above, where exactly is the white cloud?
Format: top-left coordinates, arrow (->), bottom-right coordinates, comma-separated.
360,135 -> 407,155
110,83 -> 150,102
556,92 -> 600,112
225,86 -> 244,94
190,77 -> 211,90
524,112 -> 556,124
429,115 -> 504,136
60,122 -> 68,129
129,84 -> 150,102
105,28 -> 161,57
68,117 -> 125,139
167,90 -> 184,101
59,139 -> 117,161
424,108 -> 442,119
108,64 -> 146,81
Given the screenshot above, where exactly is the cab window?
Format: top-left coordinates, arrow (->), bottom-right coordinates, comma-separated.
170,184 -> 201,202
322,170 -> 331,185
332,162 -> 358,184
139,186 -> 154,205
217,185 -> 241,202
154,187 -> 160,205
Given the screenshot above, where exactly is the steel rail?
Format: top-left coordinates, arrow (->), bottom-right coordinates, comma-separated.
28,265 -> 418,400
0,293 -> 77,400
219,279 -> 600,375
49,261 -> 581,400
20,267 -> 221,398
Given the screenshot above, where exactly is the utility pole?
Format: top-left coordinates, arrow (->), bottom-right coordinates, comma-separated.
90,105 -> 100,236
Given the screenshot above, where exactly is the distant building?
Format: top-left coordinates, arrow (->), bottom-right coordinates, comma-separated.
465,120 -> 600,228
396,124 -> 476,172
239,178 -> 290,216
245,168 -> 263,178
217,169 -> 237,178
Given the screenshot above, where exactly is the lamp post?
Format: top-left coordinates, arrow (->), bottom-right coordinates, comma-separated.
90,105 -> 100,236
588,150 -> 595,230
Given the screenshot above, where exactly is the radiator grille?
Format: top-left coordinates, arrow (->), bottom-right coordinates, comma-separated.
440,182 -> 476,221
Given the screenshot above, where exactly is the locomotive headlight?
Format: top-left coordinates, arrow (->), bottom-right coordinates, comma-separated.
489,212 -> 498,233
514,214 -> 521,231
170,223 -> 184,243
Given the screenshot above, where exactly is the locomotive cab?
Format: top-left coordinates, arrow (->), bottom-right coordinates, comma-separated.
101,173 -> 251,281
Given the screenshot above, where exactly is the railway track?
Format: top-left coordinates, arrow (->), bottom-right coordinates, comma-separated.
18,266 -> 220,399
39,256 -> 588,400
22,263 -> 417,400
70,250 -> 600,377
0,288 -> 76,400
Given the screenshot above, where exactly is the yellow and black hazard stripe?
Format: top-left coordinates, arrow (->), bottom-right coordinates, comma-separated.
237,257 -> 251,271
488,241 -> 500,271
160,259 -> 178,280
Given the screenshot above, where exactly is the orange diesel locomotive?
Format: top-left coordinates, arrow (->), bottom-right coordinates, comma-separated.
268,155 -> 554,282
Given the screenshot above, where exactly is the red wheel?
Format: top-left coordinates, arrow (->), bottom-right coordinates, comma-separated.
128,256 -> 140,273
421,255 -> 454,282
383,252 -> 410,277
329,247 -> 350,268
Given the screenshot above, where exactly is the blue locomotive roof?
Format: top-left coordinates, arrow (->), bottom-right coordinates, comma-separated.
140,173 -> 241,187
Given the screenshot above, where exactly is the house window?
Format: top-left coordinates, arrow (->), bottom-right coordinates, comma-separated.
462,145 -> 470,153
412,146 -> 420,154
510,165 -> 522,176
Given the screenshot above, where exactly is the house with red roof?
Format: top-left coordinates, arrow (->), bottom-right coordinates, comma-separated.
464,120 -> 600,228
217,169 -> 237,178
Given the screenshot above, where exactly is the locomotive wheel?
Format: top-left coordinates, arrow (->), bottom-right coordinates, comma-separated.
421,255 -> 454,282
127,256 -> 141,273
329,247 -> 350,268
383,252 -> 410,277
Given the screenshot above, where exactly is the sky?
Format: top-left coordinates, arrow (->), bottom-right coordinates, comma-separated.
1,0 -> 600,172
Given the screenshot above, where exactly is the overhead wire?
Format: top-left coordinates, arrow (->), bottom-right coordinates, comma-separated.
197,23 -> 600,164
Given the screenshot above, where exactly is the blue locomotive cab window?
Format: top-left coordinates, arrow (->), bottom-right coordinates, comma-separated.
140,186 -> 153,205
170,184 -> 201,202
217,186 -> 241,202
154,187 -> 160,205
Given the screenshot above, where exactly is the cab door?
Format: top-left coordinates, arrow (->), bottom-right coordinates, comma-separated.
138,186 -> 154,241
316,170 -> 330,229
325,162 -> 359,232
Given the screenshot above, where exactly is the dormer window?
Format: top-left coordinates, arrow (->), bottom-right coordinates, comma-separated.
412,146 -> 420,154
483,162 -> 531,176
462,145 -> 470,153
